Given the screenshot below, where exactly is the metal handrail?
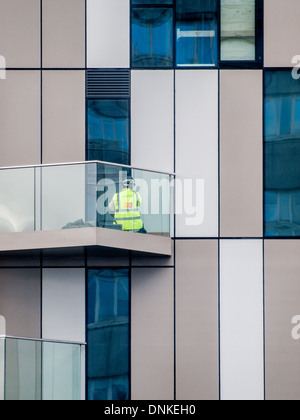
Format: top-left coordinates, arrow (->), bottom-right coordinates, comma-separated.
0,335 -> 86,346
0,160 -> 176,177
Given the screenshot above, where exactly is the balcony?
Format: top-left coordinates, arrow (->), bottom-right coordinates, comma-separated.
0,336 -> 84,401
0,161 -> 174,256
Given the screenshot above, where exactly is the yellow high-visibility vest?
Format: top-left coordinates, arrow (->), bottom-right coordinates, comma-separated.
113,189 -> 143,231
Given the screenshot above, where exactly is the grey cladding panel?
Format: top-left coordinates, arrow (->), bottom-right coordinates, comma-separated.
176,240 -> 219,400
265,240 -> 300,400
0,269 -> 41,338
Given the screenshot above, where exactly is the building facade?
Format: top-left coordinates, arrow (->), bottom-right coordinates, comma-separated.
0,0 -> 299,401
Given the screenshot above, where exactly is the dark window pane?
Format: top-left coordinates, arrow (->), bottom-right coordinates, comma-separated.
221,0 -> 255,61
265,191 -> 278,224
132,8 -> 173,68
265,98 -> 280,138
294,98 -> 300,133
264,71 -> 300,237
293,191 -> 300,225
280,97 -> 292,136
132,0 -> 172,3
87,100 -> 130,166
176,0 -> 218,67
87,269 -> 130,401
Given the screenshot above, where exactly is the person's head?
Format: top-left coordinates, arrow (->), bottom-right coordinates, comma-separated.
123,177 -> 136,190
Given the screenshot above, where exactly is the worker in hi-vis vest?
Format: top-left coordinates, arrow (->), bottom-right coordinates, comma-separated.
109,177 -> 145,232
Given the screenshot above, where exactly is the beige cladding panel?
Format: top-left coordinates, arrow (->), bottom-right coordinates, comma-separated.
42,71 -> 85,164
0,228 -> 172,257
265,240 -> 300,401
131,268 -> 174,400
0,0 -> 40,68
220,70 -> 263,238
176,240 -> 219,400
0,71 -> 41,167
265,0 -> 300,68
42,0 -> 86,68
0,269 -> 41,339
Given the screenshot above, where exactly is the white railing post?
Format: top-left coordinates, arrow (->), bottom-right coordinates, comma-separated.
0,316 -> 6,400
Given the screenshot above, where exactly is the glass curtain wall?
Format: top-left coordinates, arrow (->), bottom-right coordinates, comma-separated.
87,269 -> 130,401
264,71 -> 300,237
131,0 -> 262,68
176,0 -> 218,67
221,0 -> 256,61
87,99 -> 130,166
132,1 -> 174,68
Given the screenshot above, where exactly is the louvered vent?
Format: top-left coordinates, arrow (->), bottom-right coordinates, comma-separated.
86,70 -> 130,98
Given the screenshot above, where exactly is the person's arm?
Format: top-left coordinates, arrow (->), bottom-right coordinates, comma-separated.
137,192 -> 142,207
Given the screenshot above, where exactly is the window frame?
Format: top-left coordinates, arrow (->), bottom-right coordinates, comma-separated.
175,0 -> 219,68
130,0 -> 264,70
130,1 -> 176,70
86,97 -> 131,167
264,69 -> 300,238
86,268 -> 131,401
219,0 -> 264,69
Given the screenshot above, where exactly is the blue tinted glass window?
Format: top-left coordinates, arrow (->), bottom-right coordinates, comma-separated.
87,269 -> 130,401
176,0 -> 218,67
265,98 -> 280,139
265,191 -> 278,223
294,97 -> 300,133
87,100 -> 130,166
280,97 -> 292,136
293,191 -> 300,225
132,7 -> 173,68
264,71 -> 300,237
132,0 -> 172,3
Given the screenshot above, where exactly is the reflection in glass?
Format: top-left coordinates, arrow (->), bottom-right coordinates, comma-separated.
132,7 -> 173,68
265,98 -> 280,138
95,163 -> 131,232
221,0 -> 255,61
3,338 -> 82,401
42,342 -> 81,401
41,164 -> 93,231
95,166 -> 172,237
0,168 -> 35,233
132,0 -> 172,3
294,99 -> 300,133
5,339 -> 42,401
131,168 -> 171,237
87,269 -> 130,401
176,0 -> 218,67
87,100 -> 130,166
0,162 -> 173,238
264,71 -> 300,237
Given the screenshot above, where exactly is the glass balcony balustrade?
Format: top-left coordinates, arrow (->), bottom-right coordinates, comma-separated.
0,337 -> 84,401
0,161 -> 174,239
